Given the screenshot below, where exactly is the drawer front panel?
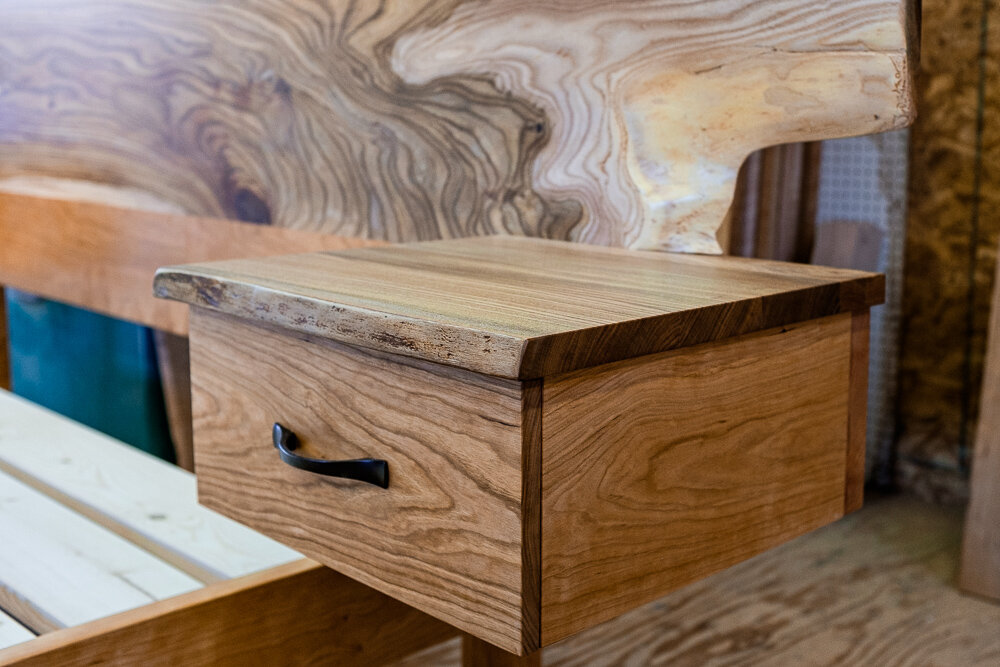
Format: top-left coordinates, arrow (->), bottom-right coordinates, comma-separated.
189,309 -> 530,652
541,314 -> 853,643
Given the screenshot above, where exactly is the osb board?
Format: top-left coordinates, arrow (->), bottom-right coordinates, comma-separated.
394,494 -> 1000,666
0,1 -> 912,253
897,0 -> 1000,502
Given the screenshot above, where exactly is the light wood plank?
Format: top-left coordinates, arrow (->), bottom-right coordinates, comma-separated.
0,469 -> 202,633
0,1 -> 913,253
190,308 -> 537,654
156,236 -> 884,379
0,193 -> 379,336
959,235 -> 1000,599
0,611 -> 33,651
0,560 -> 457,667
540,315 -> 851,643
0,390 -> 300,584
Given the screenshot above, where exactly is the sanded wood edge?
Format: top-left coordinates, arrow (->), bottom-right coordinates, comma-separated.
0,192 -> 378,336
156,264 -> 885,380
0,586 -> 58,636
520,283 -> 882,379
154,270 -> 529,378
0,560 -> 457,666
520,380 -> 542,654
845,310 -> 871,513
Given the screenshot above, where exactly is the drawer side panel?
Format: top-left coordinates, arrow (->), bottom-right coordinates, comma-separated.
541,314 -> 852,643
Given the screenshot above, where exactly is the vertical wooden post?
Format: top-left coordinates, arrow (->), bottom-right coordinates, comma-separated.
845,310 -> 871,513
727,143 -> 822,262
153,331 -> 194,471
461,635 -> 540,667
959,243 -> 1000,600
0,288 -> 10,391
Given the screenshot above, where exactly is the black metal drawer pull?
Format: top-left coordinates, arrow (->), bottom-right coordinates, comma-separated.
272,423 -> 389,489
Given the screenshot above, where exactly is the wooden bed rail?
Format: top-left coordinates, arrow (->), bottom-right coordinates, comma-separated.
0,193 -> 380,336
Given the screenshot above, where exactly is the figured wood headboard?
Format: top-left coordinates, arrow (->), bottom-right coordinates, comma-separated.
0,0 -> 916,331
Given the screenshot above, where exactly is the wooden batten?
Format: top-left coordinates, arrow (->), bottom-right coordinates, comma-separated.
0,390 -> 301,584
0,193 -> 378,335
0,560 -> 456,667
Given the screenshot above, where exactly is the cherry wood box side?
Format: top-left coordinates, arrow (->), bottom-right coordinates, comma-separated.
539,313 -> 854,643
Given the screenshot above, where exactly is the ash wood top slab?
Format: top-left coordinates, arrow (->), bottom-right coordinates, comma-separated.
155,236 -> 884,379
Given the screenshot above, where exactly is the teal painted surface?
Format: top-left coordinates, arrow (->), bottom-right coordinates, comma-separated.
5,289 -> 175,463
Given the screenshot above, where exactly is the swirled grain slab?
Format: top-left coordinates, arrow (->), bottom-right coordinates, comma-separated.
0,0 -> 914,252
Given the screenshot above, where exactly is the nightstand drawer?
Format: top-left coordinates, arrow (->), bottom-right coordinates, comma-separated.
189,306 -> 854,654
189,308 -> 534,652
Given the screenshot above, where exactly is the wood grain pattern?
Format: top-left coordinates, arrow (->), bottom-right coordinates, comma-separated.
157,236 -> 884,379
462,635 -> 540,667
959,235 -> 1000,600
0,389 -> 300,583
0,1 -> 914,253
846,310 -> 871,513
540,315 -> 851,643
519,380 -> 542,652
190,309 -> 538,654
0,193 -> 378,336
395,495 -> 1000,667
0,559 -> 456,667
395,2 -> 913,252
729,144 -> 823,263
0,611 -> 32,652
153,331 -> 194,471
0,469 -> 202,633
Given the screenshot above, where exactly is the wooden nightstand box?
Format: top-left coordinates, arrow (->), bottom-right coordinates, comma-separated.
154,236 -> 882,655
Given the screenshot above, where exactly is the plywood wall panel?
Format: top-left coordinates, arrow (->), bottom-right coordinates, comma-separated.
897,0 -> 1000,502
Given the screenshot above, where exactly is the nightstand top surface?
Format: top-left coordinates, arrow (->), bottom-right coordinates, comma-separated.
155,236 -> 882,378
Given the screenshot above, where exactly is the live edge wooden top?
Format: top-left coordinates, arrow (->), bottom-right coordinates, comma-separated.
154,236 -> 884,380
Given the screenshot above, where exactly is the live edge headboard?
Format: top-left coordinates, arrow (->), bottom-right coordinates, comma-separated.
0,0 -> 916,334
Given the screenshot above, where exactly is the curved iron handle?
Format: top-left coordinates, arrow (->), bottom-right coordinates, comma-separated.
272,423 -> 389,489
